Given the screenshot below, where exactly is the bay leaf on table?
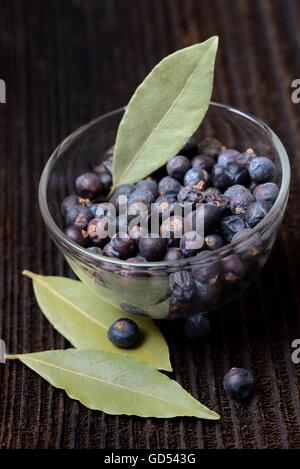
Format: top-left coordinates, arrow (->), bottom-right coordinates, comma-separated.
112,36 -> 218,188
23,271 -> 172,371
11,349 -> 220,420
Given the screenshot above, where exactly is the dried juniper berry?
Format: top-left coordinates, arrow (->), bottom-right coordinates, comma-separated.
169,295 -> 193,319
169,270 -> 195,301
223,368 -> 254,401
177,185 -> 205,207
254,182 -> 279,205
217,149 -> 239,167
183,167 -> 210,190
98,171 -> 112,194
225,162 -> 250,187
87,217 -> 110,247
128,189 -> 156,205
152,195 -> 177,218
161,216 -> 184,247
199,137 -> 222,157
64,226 -> 89,247
139,237 -> 167,261
180,231 -> 204,257
158,176 -> 182,197
231,229 -> 263,260
66,206 -> 94,229
244,201 -> 272,228
92,202 -> 115,219
220,254 -> 246,284
103,241 -> 114,257
61,195 -> 90,216
192,255 -> 219,284
136,179 -> 158,198
109,184 -> 136,209
128,222 -> 148,244
108,318 -> 140,348
205,234 -> 225,251
184,313 -> 211,342
167,155 -> 191,181
186,204 -> 222,236
235,148 -> 256,167
229,187 -> 254,215
75,172 -> 102,199
163,247 -> 185,261
211,164 -> 232,191
179,136 -> 199,157
194,279 -> 221,308
220,215 -> 247,242
110,233 -> 136,260
249,157 -> 275,183
191,154 -> 215,173
205,187 -> 230,213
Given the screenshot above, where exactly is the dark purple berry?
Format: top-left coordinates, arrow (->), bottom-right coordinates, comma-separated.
110,233 -> 136,260
92,203 -> 115,219
220,215 -> 247,242
229,187 -> 254,215
192,257 -> 219,284
186,204 -> 222,236
64,226 -> 89,247
103,241 -> 114,257
177,185 -> 205,207
231,229 -> 263,260
66,206 -> 94,229
183,167 -> 210,190
180,231 -> 204,257
225,162 -> 250,187
254,182 -> 279,205
224,184 -> 250,200
109,184 -> 136,209
194,279 -> 221,307
235,149 -> 256,167
167,155 -> 191,181
169,271 -> 195,301
139,237 -> 167,261
223,368 -> 254,401
249,157 -> 275,183
136,179 -> 158,197
128,189 -> 156,205
245,201 -> 272,228
128,222 -> 148,244
108,318 -> 140,348
199,137 -> 222,157
152,195 -> 177,218
217,149 -> 239,166
169,295 -> 193,318
98,171 -> 112,194
61,195 -> 91,216
211,164 -> 232,191
191,154 -> 215,173
205,187 -> 230,213
180,136 -> 199,157
205,234 -> 225,251
185,313 -> 211,342
161,216 -> 184,246
163,248 -> 185,261
220,254 -> 246,284
87,217 -> 110,246
75,172 -> 102,199
158,176 -> 182,197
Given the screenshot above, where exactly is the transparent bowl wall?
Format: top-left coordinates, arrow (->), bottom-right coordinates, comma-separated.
39,103 -> 290,319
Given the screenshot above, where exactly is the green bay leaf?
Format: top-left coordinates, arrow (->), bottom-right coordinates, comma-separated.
113,37 -> 218,187
12,349 -> 220,420
23,271 -> 171,371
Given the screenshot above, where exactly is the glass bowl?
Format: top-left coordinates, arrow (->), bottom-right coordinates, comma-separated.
39,103 -> 290,319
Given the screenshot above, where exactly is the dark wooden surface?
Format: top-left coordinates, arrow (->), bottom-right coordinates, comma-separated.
0,0 -> 300,449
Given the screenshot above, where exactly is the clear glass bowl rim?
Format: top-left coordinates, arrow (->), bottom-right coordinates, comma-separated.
39,102 -> 291,269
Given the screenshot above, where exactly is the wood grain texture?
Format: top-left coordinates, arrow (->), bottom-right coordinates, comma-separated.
0,0 -> 300,449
